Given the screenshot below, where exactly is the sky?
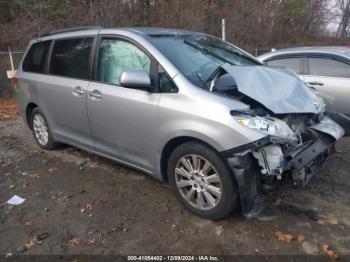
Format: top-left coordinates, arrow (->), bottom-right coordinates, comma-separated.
326,0 -> 341,35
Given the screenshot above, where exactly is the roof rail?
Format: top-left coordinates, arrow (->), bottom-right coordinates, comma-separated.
40,26 -> 102,37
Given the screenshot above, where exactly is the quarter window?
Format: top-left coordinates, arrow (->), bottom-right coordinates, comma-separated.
49,38 -> 93,80
266,57 -> 302,74
158,65 -> 178,93
22,41 -> 51,73
309,57 -> 350,78
97,39 -> 151,85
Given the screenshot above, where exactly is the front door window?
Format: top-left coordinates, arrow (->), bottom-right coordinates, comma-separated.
97,39 -> 151,85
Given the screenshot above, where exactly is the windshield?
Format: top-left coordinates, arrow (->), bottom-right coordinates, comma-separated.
148,34 -> 261,87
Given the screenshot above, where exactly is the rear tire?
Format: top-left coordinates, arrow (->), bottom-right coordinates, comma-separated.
167,142 -> 239,220
31,107 -> 60,150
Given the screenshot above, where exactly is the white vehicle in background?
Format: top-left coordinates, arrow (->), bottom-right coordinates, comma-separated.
258,46 -> 350,116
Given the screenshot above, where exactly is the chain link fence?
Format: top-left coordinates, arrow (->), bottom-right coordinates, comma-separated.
0,51 -> 24,98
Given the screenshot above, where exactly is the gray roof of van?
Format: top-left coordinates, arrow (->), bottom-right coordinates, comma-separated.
40,27 -> 196,38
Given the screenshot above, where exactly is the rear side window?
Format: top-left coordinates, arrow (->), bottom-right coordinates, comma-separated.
22,41 -> 51,73
266,57 -> 303,74
309,57 -> 350,78
50,38 -> 93,80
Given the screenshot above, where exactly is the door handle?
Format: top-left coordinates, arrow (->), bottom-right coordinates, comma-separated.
307,81 -> 324,86
72,86 -> 85,96
89,90 -> 102,99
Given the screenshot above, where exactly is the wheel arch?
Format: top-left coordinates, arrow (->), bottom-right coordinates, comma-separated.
26,102 -> 38,129
160,136 -> 227,183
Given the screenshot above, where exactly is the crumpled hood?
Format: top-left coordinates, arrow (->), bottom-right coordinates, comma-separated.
222,64 -> 321,114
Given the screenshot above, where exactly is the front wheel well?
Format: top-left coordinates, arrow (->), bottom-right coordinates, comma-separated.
160,136 -> 221,183
26,103 -> 38,129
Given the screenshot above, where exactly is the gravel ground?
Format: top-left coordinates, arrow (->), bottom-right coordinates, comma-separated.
0,117 -> 349,258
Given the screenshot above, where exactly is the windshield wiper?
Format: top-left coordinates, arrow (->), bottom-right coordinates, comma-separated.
184,40 -> 235,66
209,69 -> 220,92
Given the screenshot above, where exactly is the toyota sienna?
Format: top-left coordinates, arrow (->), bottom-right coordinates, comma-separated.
15,27 -> 345,220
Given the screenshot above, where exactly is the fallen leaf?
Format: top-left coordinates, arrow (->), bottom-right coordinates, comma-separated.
274,231 -> 294,243
31,174 -> 40,180
298,234 -> 305,243
25,220 -> 33,227
322,244 -> 338,261
324,218 -> 338,225
86,238 -> 96,245
85,203 -> 95,210
0,99 -> 20,120
25,236 -> 38,250
68,237 -> 80,247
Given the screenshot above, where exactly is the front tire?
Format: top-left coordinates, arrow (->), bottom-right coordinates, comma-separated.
168,142 -> 239,220
31,108 -> 59,150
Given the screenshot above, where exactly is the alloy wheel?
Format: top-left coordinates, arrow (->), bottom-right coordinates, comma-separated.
33,113 -> 49,146
175,154 -> 222,210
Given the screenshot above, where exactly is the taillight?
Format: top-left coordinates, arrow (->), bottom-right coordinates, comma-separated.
11,77 -> 18,86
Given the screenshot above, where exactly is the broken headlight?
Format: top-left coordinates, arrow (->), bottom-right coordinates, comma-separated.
233,115 -> 296,139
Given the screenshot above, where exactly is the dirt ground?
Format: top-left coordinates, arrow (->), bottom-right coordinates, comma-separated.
0,104 -> 350,258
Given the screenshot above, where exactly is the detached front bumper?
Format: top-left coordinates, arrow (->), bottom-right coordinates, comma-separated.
251,116 -> 343,186
223,116 -> 344,218
287,116 -> 343,186
288,133 -> 334,186
289,135 -> 333,171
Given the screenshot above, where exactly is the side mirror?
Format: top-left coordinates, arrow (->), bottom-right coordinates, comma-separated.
120,70 -> 151,90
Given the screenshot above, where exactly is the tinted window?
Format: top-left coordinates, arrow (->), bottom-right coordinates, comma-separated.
158,65 -> 178,93
22,41 -> 51,73
50,38 -> 93,79
266,57 -> 302,74
97,39 -> 150,85
309,57 -> 350,78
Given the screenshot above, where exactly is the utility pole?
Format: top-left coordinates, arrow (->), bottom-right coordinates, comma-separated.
8,47 -> 14,72
6,47 -> 15,80
222,19 -> 226,41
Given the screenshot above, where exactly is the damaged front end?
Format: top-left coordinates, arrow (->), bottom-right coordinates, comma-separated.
251,115 -> 343,187
216,65 -> 345,218
224,114 -> 344,218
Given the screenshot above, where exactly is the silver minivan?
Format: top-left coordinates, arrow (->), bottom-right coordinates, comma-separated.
15,27 -> 344,220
